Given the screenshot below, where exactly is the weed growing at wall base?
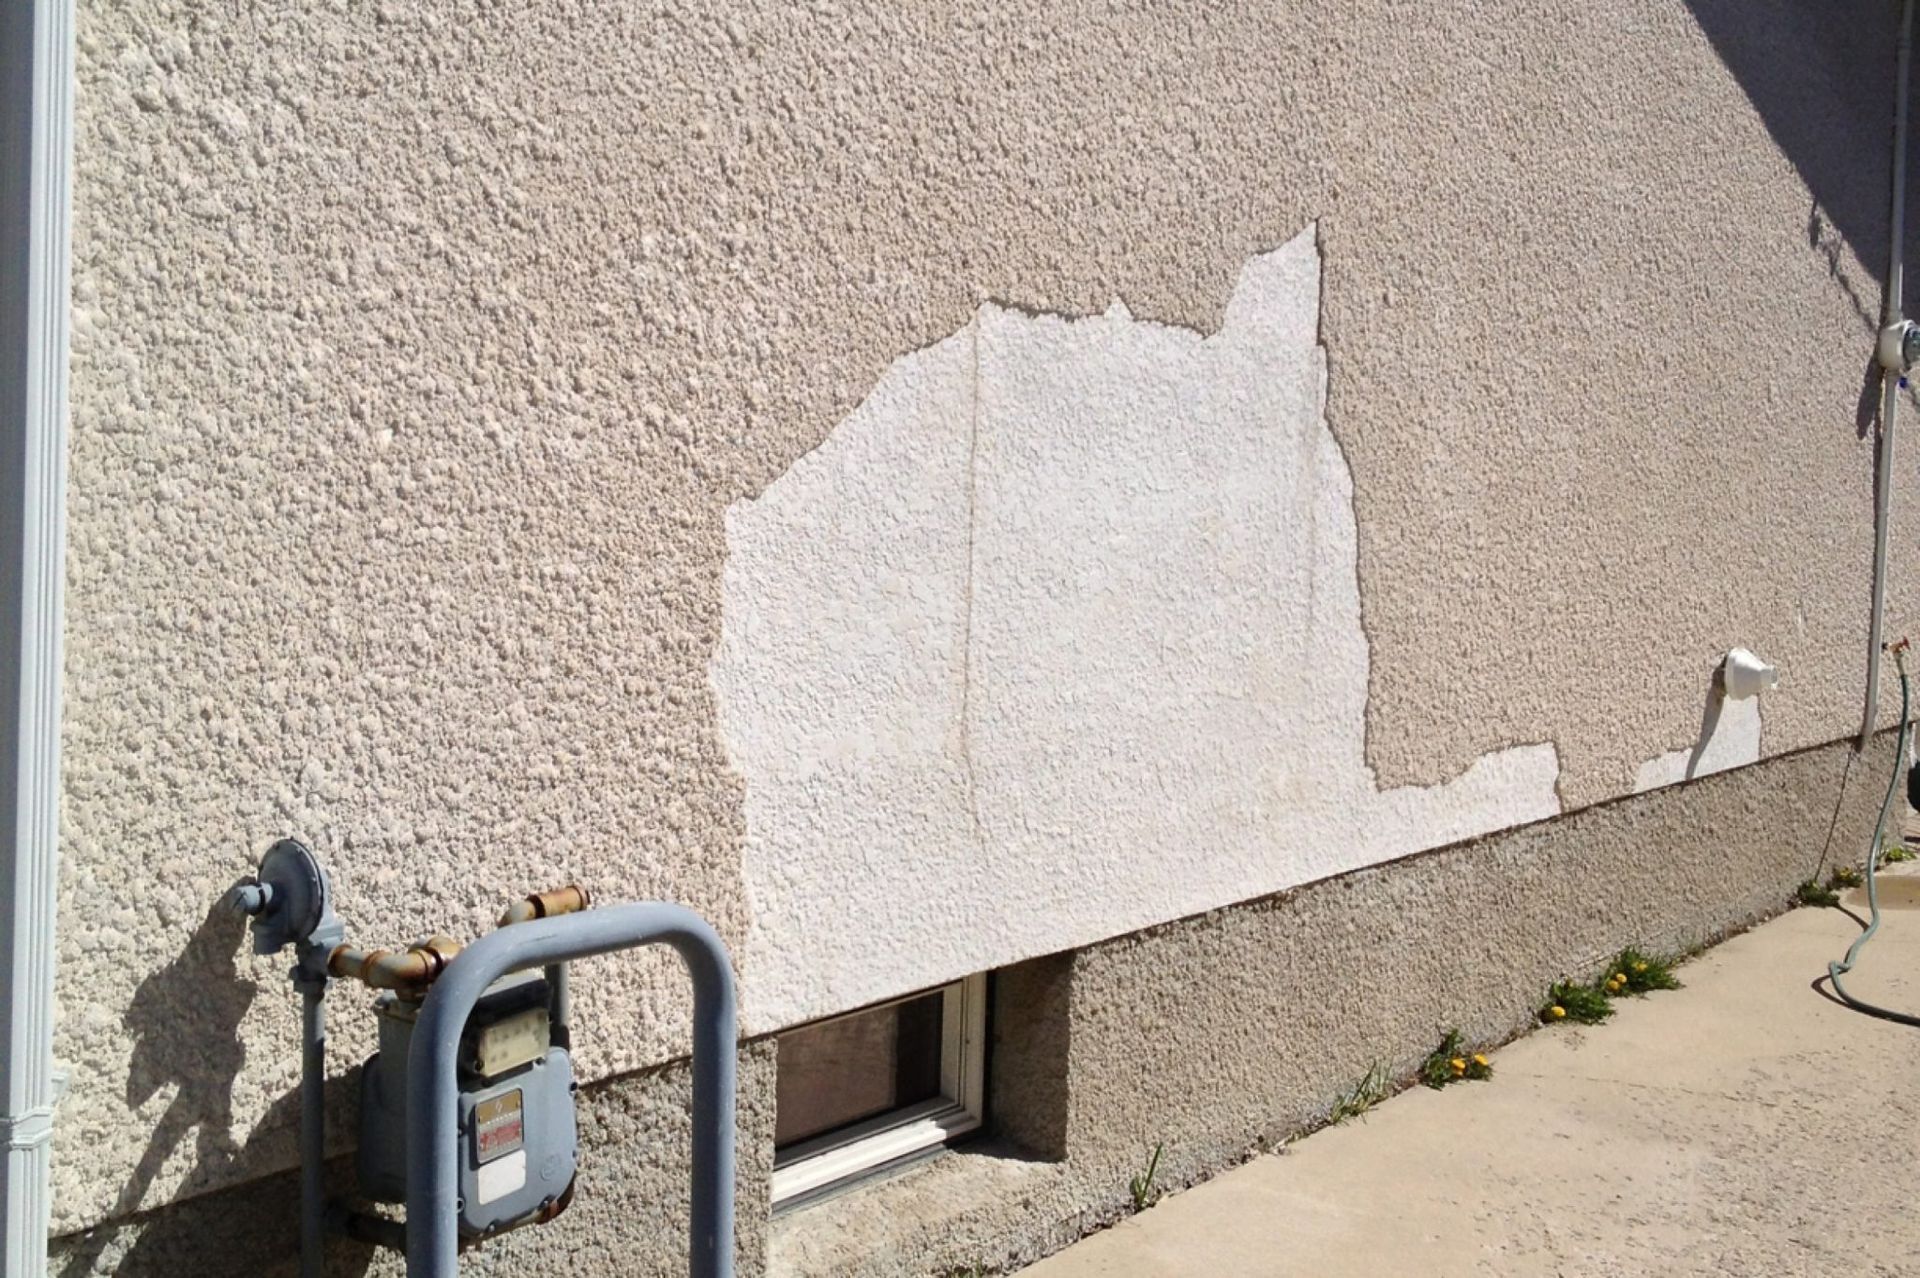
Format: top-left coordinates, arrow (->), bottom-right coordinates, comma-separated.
1128,1143 -> 1164,1212
1542,979 -> 1613,1025
1541,946 -> 1683,1025
1796,878 -> 1841,908
1328,1061 -> 1390,1124
1610,947 -> 1681,994
1419,1029 -> 1491,1089
1795,865 -> 1866,904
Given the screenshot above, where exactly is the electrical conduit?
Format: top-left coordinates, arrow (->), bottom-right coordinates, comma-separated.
0,0 -> 73,1273
1864,0 -> 1917,747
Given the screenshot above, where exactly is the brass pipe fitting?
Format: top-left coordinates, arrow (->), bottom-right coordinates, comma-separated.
497,884 -> 591,928
328,934 -> 464,992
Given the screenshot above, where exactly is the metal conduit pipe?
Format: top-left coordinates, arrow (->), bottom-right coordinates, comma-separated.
0,0 -> 74,1271
1865,0 -> 1917,748
297,975 -> 327,1278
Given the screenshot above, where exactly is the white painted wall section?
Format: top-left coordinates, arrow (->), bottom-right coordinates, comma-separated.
1632,695 -> 1762,794
712,227 -> 1563,1033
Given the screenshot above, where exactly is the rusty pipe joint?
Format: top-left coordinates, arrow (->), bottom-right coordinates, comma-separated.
328,934 -> 464,993
498,885 -> 590,928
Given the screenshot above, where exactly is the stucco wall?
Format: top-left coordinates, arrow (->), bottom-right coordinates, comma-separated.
51,1042 -> 779,1278
713,229 -> 1561,1029
49,736 -> 1892,1276
54,0 -> 1920,1237
772,734 -> 1894,1277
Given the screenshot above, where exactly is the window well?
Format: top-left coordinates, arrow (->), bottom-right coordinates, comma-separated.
771,973 -> 986,1205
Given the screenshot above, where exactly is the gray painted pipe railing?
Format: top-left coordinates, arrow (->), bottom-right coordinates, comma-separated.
403,903 -> 738,1278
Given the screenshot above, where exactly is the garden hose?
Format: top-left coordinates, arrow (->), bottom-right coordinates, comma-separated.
1827,644 -> 1917,1026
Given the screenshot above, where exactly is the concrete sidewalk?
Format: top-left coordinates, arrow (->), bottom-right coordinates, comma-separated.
1026,875 -> 1920,1277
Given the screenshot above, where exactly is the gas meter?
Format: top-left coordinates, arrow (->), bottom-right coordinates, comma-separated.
228,840 -> 739,1278
356,970 -> 578,1235
227,845 -> 593,1255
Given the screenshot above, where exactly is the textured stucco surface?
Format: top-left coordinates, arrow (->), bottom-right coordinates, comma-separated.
771,734 -> 1894,1277
51,741 -> 1889,1275
49,1042 -> 778,1278
714,230 -> 1559,1030
56,0 -> 1920,1235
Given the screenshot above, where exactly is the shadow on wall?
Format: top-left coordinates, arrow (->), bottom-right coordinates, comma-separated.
54,904 -> 373,1278
1687,0 -> 1920,629
1685,0 -> 1910,319
55,903 -> 256,1275
52,1154 -> 377,1278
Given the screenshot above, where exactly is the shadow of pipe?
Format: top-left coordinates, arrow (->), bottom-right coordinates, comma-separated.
53,903 -> 257,1277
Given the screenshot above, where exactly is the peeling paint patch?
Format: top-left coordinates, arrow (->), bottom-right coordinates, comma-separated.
712,227 -> 1562,1032
1632,693 -> 1762,794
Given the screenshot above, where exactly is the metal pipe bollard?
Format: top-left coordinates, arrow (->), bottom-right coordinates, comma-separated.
402,903 -> 738,1278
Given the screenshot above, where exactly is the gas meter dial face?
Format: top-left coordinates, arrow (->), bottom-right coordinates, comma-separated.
474,1089 -> 525,1164
474,1008 -> 550,1080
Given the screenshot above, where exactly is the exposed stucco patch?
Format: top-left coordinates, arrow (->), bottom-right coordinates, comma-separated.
712,228 -> 1561,1033
1632,693 -> 1762,794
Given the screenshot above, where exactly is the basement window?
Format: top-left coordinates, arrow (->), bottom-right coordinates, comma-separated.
771,973 -> 987,1205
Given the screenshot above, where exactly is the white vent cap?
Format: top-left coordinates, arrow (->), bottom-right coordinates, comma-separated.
1721,648 -> 1779,700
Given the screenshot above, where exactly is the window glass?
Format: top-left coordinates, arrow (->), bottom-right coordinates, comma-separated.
774,989 -> 945,1150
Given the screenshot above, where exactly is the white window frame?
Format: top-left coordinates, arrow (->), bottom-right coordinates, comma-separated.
770,972 -> 988,1206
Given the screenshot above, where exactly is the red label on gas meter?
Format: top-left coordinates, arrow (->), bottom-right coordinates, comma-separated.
474,1089 -> 525,1163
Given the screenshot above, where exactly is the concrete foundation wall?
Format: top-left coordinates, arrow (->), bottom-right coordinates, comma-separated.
55,736 -> 1894,1275
771,734 -> 1893,1276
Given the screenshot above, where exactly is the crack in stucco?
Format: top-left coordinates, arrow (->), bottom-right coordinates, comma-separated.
957,316 -> 986,842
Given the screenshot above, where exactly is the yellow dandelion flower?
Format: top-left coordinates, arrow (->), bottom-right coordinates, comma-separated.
1472,1054 -> 1489,1068
1449,1057 -> 1466,1073
1549,1005 -> 1567,1020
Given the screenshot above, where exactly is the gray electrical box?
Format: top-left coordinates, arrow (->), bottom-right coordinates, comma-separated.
357,971 -> 578,1236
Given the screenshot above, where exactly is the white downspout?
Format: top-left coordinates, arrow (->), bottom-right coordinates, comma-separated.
0,0 -> 74,1271
1866,0 -> 1916,748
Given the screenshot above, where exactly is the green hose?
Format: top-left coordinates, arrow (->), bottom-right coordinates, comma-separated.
1827,648 -> 1916,1025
